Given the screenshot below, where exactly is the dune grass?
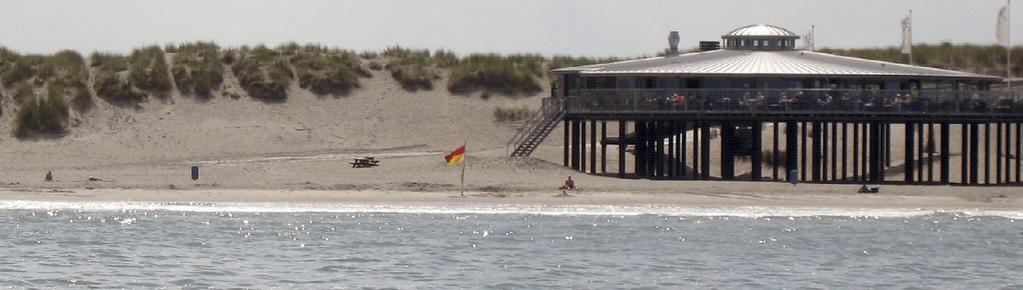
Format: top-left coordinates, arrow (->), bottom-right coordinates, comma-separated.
820,43 -> 1023,77
128,46 -> 173,97
47,50 -> 92,111
91,52 -> 144,104
2,58 -> 34,86
288,44 -> 368,97
0,49 -> 89,104
493,105 -> 535,122
13,82 -> 34,105
230,45 -> 293,101
13,80 -> 69,137
447,53 -> 545,96
171,42 -> 224,98
383,46 -> 441,91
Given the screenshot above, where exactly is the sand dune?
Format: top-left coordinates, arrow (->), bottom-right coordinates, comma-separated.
0,61 -> 1021,209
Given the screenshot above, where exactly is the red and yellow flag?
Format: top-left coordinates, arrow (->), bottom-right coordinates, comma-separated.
444,146 -> 465,166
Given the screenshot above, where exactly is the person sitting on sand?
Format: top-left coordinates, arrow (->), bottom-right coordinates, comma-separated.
559,176 -> 575,190
858,184 -> 869,193
45,170 -> 53,182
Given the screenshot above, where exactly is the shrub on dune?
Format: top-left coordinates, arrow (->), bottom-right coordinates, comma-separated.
71,84 -> 92,111
13,82 -> 35,104
383,46 -> 440,91
2,60 -> 34,86
493,105 -> 534,122
128,46 -> 173,97
447,53 -> 545,96
231,45 -> 293,102
290,45 -> 367,97
13,81 -> 69,137
91,52 -> 144,104
171,42 -> 224,98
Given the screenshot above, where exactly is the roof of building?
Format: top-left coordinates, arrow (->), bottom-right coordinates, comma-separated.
722,24 -> 799,39
552,49 -> 1000,81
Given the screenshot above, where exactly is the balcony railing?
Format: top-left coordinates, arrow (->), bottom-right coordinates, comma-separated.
564,89 -> 1023,114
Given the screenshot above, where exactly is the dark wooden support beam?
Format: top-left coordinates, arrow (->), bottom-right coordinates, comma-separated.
751,121 -> 763,181
773,122 -> 780,181
667,122 -> 675,178
721,122 -> 735,180
618,120 -> 626,178
870,122 -> 884,182
701,124 -> 711,180
633,121 -> 643,176
801,122 -> 808,182
970,123 -> 980,185
821,122 -> 829,181
962,123 -> 969,184
650,122 -> 658,177
985,123 -> 991,185
920,123 -> 928,183
786,121 -> 799,182
693,122 -> 701,179
580,120 -> 587,172
680,122 -> 688,178
563,119 -> 570,167
886,123 -> 892,168
1017,122 -> 1021,183
842,122 -> 848,181
862,123 -> 869,181
831,122 -> 838,181
853,122 -> 860,180
812,122 -> 822,182
590,120 -> 597,174
905,122 -> 915,183
928,123 -> 935,183
997,122 -> 1003,184
1005,122 -> 1011,183
940,123 -> 950,184
571,120 -> 581,170
674,123 -> 680,178
601,121 -> 607,174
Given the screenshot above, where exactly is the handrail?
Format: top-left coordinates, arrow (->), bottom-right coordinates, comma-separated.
506,97 -> 564,156
565,88 -> 1023,114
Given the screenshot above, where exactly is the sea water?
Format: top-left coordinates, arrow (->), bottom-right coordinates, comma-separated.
0,201 -> 1021,288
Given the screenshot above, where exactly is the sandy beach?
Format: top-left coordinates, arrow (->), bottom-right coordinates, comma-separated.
0,60 -> 1021,210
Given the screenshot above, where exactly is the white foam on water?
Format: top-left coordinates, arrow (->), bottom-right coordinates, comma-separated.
0,200 -> 1020,219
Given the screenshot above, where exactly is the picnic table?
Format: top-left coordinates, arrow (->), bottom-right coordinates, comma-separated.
351,157 -> 380,168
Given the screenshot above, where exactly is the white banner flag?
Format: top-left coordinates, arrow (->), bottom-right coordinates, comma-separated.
901,14 -> 912,55
997,5 -> 1010,45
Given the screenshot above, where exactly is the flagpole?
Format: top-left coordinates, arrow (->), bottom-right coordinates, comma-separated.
811,25 -> 815,51
460,141 -> 466,197
909,10 -> 914,65
1009,0 -> 1013,88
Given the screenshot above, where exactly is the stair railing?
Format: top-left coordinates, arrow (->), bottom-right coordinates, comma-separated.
506,97 -> 564,156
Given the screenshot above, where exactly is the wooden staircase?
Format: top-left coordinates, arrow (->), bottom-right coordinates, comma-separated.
508,98 -> 564,157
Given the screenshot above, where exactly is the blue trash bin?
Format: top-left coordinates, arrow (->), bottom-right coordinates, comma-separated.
191,166 -> 200,181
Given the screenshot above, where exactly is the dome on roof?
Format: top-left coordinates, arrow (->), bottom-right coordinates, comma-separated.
721,24 -> 800,51
722,24 -> 799,39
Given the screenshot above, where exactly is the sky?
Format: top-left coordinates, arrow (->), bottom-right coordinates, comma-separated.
0,0 -> 1016,57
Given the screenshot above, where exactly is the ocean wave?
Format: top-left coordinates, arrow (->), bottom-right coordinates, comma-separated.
0,200 -> 1019,219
